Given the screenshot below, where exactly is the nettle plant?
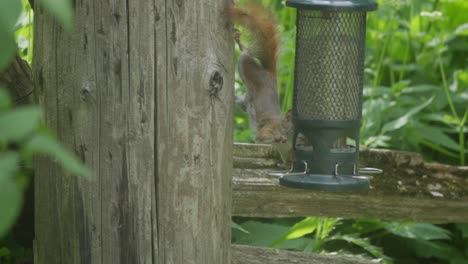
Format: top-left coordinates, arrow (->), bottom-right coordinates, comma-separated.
361,0 -> 468,165
234,0 -> 468,166
0,0 -> 90,239
233,0 -> 468,263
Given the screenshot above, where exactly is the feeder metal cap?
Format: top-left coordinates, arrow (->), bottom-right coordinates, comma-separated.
286,0 -> 378,11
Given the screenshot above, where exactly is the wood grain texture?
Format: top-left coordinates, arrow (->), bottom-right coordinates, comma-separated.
231,244 -> 375,264
232,143 -> 468,223
33,0 -> 233,263
155,0 -> 233,264
0,55 -> 34,105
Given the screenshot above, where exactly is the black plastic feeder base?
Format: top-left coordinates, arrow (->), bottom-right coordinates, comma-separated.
279,174 -> 369,192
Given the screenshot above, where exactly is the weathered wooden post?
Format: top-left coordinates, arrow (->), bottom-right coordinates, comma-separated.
33,0 -> 233,263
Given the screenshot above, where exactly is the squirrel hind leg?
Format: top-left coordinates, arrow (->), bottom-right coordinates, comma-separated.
237,52 -> 266,95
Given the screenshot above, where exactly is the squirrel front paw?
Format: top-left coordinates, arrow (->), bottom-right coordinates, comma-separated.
233,28 -> 244,51
256,119 -> 288,144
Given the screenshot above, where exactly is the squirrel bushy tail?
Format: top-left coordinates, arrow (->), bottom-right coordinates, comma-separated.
228,2 -> 291,147
228,3 -> 279,77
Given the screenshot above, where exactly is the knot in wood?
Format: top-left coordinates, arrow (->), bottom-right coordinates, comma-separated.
80,87 -> 91,101
209,71 -> 223,105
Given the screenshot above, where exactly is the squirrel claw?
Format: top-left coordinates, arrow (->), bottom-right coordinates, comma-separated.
233,28 -> 244,51
233,28 -> 241,41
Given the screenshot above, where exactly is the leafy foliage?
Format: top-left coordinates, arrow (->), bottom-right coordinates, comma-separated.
233,217 -> 468,263
0,0 -> 89,252
234,0 -> 468,166
39,0 -> 74,30
0,0 -> 22,71
362,0 -> 468,166
16,0 -> 34,64
233,0 -> 468,263
0,90 -> 92,238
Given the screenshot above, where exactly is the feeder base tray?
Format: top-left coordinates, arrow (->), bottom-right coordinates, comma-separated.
279,174 -> 369,192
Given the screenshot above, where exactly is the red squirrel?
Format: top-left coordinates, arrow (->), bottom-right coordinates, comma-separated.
228,3 -> 292,146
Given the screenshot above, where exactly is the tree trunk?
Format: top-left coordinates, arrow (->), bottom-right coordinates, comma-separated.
33,0 -> 233,263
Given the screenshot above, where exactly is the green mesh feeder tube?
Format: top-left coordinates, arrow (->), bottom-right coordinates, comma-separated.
279,0 -> 380,191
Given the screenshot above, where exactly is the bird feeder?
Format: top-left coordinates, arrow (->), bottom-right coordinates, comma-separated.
279,0 -> 380,191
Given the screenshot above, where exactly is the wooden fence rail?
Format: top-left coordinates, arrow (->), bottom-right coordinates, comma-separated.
232,244 -> 375,264
232,143 -> 468,223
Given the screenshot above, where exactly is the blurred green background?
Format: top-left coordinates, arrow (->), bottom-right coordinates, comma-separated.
235,0 -> 468,167
233,0 -> 467,263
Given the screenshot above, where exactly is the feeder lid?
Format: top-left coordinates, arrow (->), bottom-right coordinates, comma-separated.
286,0 -> 378,12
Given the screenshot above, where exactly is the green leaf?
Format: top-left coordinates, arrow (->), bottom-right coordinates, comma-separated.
421,113 -> 446,123
232,221 -> 311,250
24,131 -> 92,178
350,218 -> 389,235
0,247 -> 11,257
0,87 -> 12,111
0,33 -> 17,72
270,217 -> 320,247
0,0 -> 21,33
418,138 -> 459,159
317,218 -> 339,240
455,23 -> 468,36
0,0 -> 21,71
40,0 -> 74,30
386,223 -> 451,240
362,135 -> 391,148
451,258 -> 468,264
455,224 -> 468,239
415,123 -> 463,153
0,106 -> 42,142
0,152 -> 20,179
402,84 -> 440,94
330,234 -> 388,259
232,221 -> 250,234
381,97 -> 434,133
233,221 -> 289,246
0,177 -> 23,238
408,239 -> 462,260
